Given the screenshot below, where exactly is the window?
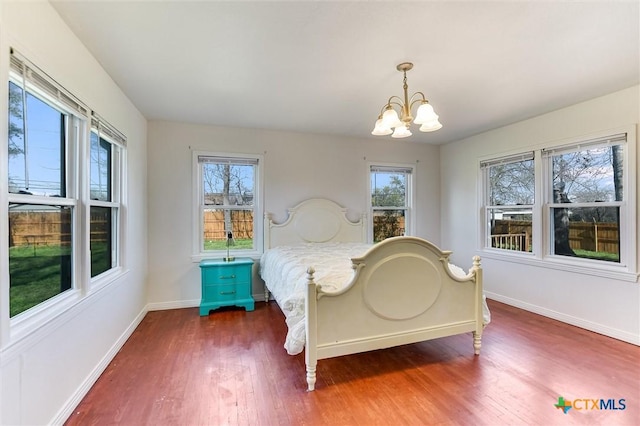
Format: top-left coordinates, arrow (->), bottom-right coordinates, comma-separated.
480,130 -> 636,278
481,153 -> 535,253
370,164 -> 414,242
543,135 -> 626,263
6,49 -> 126,321
7,52 -> 85,318
89,115 -> 125,277
193,153 -> 262,258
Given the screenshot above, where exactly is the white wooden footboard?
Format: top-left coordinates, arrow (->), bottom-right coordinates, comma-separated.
304,237 -> 483,391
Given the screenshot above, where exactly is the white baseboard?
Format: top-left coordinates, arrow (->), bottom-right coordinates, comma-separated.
146,299 -> 199,311
146,292 -> 266,312
51,306 -> 148,425
485,291 -> 640,346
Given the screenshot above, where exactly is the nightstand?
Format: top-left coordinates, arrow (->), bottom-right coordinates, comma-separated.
199,258 -> 255,315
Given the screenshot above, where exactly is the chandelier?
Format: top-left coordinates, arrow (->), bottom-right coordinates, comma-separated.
371,62 -> 442,138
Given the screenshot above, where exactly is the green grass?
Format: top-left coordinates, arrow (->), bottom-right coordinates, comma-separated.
9,244 -> 71,317
573,249 -> 619,262
90,241 -> 110,277
10,242 -> 114,317
204,238 -> 253,251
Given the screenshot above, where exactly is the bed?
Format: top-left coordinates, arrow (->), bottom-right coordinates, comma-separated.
260,198 -> 489,391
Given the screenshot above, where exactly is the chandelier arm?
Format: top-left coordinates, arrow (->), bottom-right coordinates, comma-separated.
409,92 -> 428,110
386,95 -> 404,107
377,99 -> 404,117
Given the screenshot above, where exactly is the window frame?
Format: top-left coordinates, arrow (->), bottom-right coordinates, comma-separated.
481,152 -> 536,255
479,126 -> 637,282
368,162 -> 415,243
87,115 -> 126,283
191,150 -> 264,261
7,62 -> 85,329
4,49 -> 128,341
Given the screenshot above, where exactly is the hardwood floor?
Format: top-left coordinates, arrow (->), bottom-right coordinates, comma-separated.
65,300 -> 639,425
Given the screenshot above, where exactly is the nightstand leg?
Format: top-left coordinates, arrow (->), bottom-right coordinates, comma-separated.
239,300 -> 254,311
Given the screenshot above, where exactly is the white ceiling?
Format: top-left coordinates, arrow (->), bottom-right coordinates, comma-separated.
50,1 -> 639,145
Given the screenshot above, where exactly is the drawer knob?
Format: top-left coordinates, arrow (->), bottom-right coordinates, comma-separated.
219,274 -> 236,279
219,290 -> 236,295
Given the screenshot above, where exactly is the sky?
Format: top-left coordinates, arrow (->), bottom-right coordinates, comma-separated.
9,83 -> 109,199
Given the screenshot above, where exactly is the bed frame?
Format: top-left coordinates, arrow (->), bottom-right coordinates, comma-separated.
263,198 -> 484,391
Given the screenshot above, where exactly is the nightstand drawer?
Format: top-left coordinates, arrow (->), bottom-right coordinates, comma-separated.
202,266 -> 251,285
203,280 -> 251,298
203,284 -> 242,302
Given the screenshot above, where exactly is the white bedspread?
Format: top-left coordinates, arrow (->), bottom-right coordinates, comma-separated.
260,242 -> 491,355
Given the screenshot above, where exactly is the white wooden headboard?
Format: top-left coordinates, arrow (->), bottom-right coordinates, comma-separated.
264,198 -> 367,248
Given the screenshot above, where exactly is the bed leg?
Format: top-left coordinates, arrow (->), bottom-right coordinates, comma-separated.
264,287 -> 270,302
473,331 -> 482,355
306,364 -> 317,391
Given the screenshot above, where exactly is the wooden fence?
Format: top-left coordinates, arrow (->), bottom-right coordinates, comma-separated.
9,210 -> 73,247
9,210 -> 109,247
203,210 -> 254,241
9,210 -> 255,246
491,220 -> 619,254
568,221 -> 619,254
491,233 -> 530,251
10,212 -> 619,254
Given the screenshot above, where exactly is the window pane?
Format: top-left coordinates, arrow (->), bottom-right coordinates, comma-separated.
487,207 -> 532,252
90,206 -> 113,277
551,206 -> 620,262
7,82 -> 65,196
488,159 -> 534,205
372,210 -> 405,242
203,208 -> 254,250
202,163 -> 254,206
371,171 -> 406,207
552,145 -> 623,203
8,204 -> 72,317
90,133 -> 112,201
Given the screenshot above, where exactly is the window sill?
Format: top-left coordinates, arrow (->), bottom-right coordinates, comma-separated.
481,248 -> 639,283
191,250 -> 262,263
8,288 -> 83,350
5,267 -> 130,354
89,266 -> 128,293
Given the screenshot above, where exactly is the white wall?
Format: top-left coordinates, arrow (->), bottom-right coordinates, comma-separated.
0,2 -> 148,425
147,121 -> 440,307
441,86 -> 640,344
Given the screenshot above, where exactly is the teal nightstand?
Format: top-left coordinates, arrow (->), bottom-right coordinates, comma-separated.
199,258 -> 255,315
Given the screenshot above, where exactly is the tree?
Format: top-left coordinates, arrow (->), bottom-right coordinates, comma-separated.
488,160 -> 534,206
552,183 -> 575,256
372,174 -> 406,241
203,163 -> 253,240
551,145 -> 621,256
8,83 -> 26,194
8,82 -> 25,157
